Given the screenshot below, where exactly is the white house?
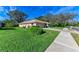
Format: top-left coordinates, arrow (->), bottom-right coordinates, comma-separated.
19,19 -> 49,28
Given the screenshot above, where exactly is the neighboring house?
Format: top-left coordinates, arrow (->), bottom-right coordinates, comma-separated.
19,19 -> 49,28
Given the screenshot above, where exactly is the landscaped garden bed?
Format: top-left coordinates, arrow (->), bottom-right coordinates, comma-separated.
0,27 -> 59,52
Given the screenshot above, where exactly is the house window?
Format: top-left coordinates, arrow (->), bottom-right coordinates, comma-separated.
33,23 -> 36,26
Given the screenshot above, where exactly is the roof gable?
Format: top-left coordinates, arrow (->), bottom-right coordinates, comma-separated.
20,19 -> 48,24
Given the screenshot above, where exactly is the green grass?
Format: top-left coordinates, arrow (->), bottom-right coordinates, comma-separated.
0,27 -> 59,52
71,33 -> 79,45
52,27 -> 64,30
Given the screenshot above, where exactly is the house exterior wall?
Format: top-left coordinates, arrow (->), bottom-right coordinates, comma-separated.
32,23 -> 36,26
26,24 -> 32,28
19,24 -> 26,27
19,23 -> 48,28
35,23 -> 46,28
19,23 -> 32,28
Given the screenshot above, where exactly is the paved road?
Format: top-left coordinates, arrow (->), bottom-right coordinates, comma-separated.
45,28 -> 79,52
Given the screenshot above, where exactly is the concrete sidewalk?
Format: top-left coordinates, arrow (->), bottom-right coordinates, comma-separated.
45,29 -> 79,52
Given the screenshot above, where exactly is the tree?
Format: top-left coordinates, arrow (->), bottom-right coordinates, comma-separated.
36,13 -> 54,22
7,10 -> 27,23
36,13 -> 76,27
55,13 -> 76,26
3,19 -> 14,27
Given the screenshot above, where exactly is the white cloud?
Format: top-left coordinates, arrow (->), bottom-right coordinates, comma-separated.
0,7 -> 9,18
71,9 -> 79,14
9,6 -> 16,11
0,6 -> 8,14
55,6 -> 75,14
0,6 -> 4,12
0,16 -> 5,20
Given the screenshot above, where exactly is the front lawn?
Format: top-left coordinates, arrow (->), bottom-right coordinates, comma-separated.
0,27 -> 59,52
71,33 -> 79,45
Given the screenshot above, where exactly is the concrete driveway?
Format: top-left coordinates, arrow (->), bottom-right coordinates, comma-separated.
45,28 -> 79,52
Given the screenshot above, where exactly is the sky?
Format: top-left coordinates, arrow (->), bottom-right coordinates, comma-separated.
0,6 -> 79,21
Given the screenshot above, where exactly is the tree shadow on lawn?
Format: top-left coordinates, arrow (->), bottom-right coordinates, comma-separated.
0,27 -> 15,30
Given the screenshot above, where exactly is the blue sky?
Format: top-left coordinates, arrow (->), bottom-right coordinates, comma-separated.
0,6 -> 79,21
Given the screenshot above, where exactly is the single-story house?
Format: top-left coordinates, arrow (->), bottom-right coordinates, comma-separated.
19,19 -> 49,28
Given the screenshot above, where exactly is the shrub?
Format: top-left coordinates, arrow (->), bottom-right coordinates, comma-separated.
28,26 -> 45,35
3,20 -> 18,28
5,23 -> 14,28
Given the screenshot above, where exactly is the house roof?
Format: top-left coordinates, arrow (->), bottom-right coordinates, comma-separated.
19,19 -> 48,24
